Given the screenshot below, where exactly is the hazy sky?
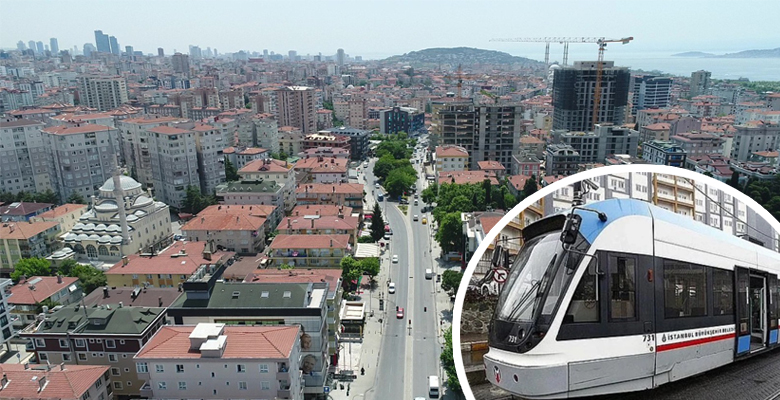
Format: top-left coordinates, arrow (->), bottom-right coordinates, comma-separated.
2,0 -> 778,60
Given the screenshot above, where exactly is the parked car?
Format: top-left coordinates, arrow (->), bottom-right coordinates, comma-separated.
392,255 -> 399,263
389,282 -> 396,294
397,307 -> 404,319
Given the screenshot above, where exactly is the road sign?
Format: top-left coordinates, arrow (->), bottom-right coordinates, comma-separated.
324,386 -> 330,393
493,268 -> 509,284
333,374 -> 357,381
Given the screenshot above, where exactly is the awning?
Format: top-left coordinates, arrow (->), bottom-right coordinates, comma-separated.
68,284 -> 78,293
353,243 -> 380,259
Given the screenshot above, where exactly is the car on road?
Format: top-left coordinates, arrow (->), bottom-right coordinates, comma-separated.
374,183 -> 380,189
388,282 -> 396,294
363,162 -> 368,168
384,232 -> 390,240
413,214 -> 419,221
422,217 -> 428,224
392,254 -> 398,263
397,307 -> 404,319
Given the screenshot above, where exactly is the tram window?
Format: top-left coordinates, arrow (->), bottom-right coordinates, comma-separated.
712,269 -> 734,315
609,255 -> 636,321
564,259 -> 599,323
664,260 -> 708,318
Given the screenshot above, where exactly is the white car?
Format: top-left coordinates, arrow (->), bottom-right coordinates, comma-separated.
413,215 -> 419,221
388,282 -> 396,294
392,255 -> 399,263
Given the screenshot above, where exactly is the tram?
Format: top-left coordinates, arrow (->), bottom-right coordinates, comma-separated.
484,198 -> 780,399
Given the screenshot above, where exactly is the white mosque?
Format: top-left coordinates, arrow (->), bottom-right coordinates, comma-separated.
62,171 -> 173,263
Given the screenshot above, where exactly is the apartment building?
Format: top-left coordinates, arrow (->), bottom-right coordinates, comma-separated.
215,180 -> 286,225
30,203 -> 87,233
135,324 -> 303,400
730,121 -> 780,162
545,144 -> 581,177
473,105 -> 523,171
0,221 -> 61,276
551,124 -> 639,163
671,131 -> 725,156
21,303 -> 165,398
192,124 -> 227,195
295,183 -> 364,210
320,127 -> 370,160
553,61 -> 630,131
103,240 -> 233,288
78,75 -> 128,111
631,75 -> 672,116
166,281 -> 331,397
277,212 -> 359,245
238,158 -> 296,212
7,275 -> 81,330
267,234 -> 351,268
42,124 -> 119,200
0,119 -> 53,194
642,140 -> 687,167
279,126 -> 305,156
182,205 -> 275,254
276,86 -> 316,134
223,146 -> 269,169
0,202 -> 53,222
690,70 -> 711,98
116,116 -> 187,188
347,96 -> 368,129
295,156 -> 349,184
380,106 -> 425,134
302,133 -> 351,153
0,278 -> 14,347
0,364 -> 112,400
434,145 -> 469,178
146,125 -> 200,209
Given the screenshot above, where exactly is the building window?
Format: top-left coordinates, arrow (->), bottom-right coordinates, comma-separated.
259,364 -> 269,373
105,339 -> 115,348
108,354 -> 117,362
664,260 -> 708,318
78,353 -> 87,361
176,364 -> 184,373
63,353 -> 71,361
75,339 -> 86,347
59,339 -> 69,348
261,381 -> 270,390
35,338 -> 45,347
239,381 -> 247,390
113,381 -> 122,390
156,364 -> 164,373
136,362 -> 148,373
178,381 -> 187,390
237,364 -> 246,373
39,353 -> 48,361
158,381 -> 167,390
111,367 -> 120,376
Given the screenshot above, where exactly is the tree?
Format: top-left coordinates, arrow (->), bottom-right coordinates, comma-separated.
340,256 -> 362,287
482,179 -> 492,206
373,154 -> 397,180
37,189 -> 59,205
384,168 -> 416,197
182,185 -> 214,214
270,151 -> 289,161
57,259 -> 80,276
421,184 -> 437,205
440,327 -> 461,393
370,202 -> 386,242
441,270 -> 463,295
357,235 -> 376,243
66,191 -> 87,205
11,258 -> 53,281
69,264 -> 107,294
224,157 -> 239,182
36,298 -> 60,314
728,170 -> 741,190
521,174 -> 539,200
436,212 -> 465,253
360,257 -> 380,279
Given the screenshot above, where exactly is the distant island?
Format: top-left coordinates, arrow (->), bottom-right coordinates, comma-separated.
383,47 -> 542,67
672,48 -> 780,58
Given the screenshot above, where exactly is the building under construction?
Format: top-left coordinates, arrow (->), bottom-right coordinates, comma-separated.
552,61 -> 630,132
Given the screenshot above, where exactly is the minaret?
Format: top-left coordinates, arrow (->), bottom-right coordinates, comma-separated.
111,157 -> 131,245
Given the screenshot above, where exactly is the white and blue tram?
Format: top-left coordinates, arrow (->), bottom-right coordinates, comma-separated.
484,198 -> 780,398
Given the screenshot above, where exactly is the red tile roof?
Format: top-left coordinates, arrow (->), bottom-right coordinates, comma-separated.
0,202 -> 53,216
147,125 -> 191,135
277,215 -> 358,232
182,212 -> 266,232
438,171 -> 499,186
295,183 -> 364,195
34,204 -> 87,219
435,145 -> 468,157
477,160 -> 506,171
239,159 -> 293,173
0,221 -> 59,240
644,123 -> 671,130
42,124 -> 114,135
106,241 -> 234,276
136,325 -> 299,359
0,364 -> 109,399
8,276 -> 80,305
290,204 -> 353,217
507,174 -> 531,190
241,269 -> 344,295
479,216 -> 503,234
269,234 -> 351,250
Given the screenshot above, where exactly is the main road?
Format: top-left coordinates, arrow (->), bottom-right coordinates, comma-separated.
365,140 -> 442,400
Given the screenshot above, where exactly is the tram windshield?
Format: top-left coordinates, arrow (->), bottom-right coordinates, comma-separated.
494,231 -> 571,322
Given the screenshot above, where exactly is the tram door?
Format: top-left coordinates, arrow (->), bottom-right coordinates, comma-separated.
735,266 -> 769,357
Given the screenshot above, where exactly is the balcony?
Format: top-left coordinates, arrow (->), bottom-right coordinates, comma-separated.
139,382 -> 153,398
278,389 -> 292,398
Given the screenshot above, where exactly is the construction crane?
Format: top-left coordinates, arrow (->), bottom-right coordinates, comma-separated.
489,36 -> 627,66
591,37 -> 633,130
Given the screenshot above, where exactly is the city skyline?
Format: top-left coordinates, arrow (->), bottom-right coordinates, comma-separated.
2,0 -> 778,59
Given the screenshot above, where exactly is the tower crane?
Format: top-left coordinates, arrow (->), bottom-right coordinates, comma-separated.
442,64 -> 481,101
591,37 -> 633,130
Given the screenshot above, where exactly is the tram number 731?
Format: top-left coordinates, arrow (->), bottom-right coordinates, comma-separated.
642,334 -> 655,342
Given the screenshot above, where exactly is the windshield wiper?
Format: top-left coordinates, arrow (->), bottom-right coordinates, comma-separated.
504,254 -> 557,321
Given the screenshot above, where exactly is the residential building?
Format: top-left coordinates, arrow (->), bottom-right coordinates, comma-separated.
116,116 -> 187,188
215,180 -> 286,225
437,171 -> 499,186
49,37 -> 59,54
298,147 -> 350,160
652,173 -> 696,217
78,75 -> 128,111
551,124 -> 639,163
639,123 -> 671,143
0,221 -> 61,275
511,153 -> 542,177
434,145 -> 469,179
81,285 -> 182,308
192,124 -> 227,195
172,52 -> 189,75
517,135 -> 546,159
267,234 -> 351,268
671,131 -> 725,156
302,133 -> 351,153
61,175 -> 171,264
690,70 -> 712,98
347,96 -> 368,129
42,124 -> 119,200
545,144 -> 581,177
0,202 -> 54,222
30,204 -> 87,232
223,146 -> 269,169
552,61 -> 630,131
238,158 -> 296,212
295,183 -> 364,210
1,278 -> 14,347
103,240 -> 233,288
463,211 -> 524,278
730,122 -> 780,162
430,99 -> 476,155
277,212 -> 359,245
135,324 -> 303,400
279,126 -> 305,156
146,125 -> 200,209
320,127 -> 370,160
182,205 -> 275,254
7,275 -> 81,330
0,364 -> 112,400
642,140 -> 687,167
276,86 -> 316,134
21,303 -> 165,398
473,105 -> 523,171
166,281 -> 330,396
380,106 -> 425,135
295,157 -> 349,184
477,160 -> 506,179
0,119 -> 53,195
631,75 -> 672,116
109,36 -> 119,55
0,89 -> 34,111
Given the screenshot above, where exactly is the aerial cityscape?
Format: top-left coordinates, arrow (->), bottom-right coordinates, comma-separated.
0,1 -> 779,399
